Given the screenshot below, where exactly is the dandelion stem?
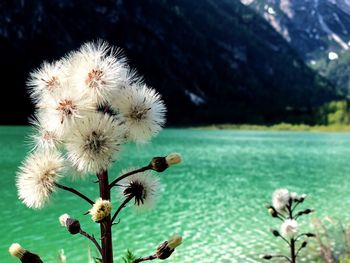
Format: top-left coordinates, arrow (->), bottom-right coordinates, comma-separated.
97,170 -> 113,263
295,243 -> 305,258
132,255 -> 157,263
54,182 -> 94,205
109,165 -> 151,189
79,229 -> 102,256
271,255 -> 292,262
111,195 -> 133,224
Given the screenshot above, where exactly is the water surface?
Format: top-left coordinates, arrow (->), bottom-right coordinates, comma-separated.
1,127 -> 350,262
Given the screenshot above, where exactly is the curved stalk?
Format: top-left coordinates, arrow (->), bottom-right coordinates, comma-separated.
132,255 -> 157,263
111,196 -> 133,224
55,182 -> 94,205
109,166 -> 150,189
79,229 -> 102,256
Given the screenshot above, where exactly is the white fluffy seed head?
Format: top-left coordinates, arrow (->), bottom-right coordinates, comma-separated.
16,150 -> 65,209
27,59 -> 68,104
272,188 -> 290,212
9,243 -> 26,259
36,87 -> 95,137
111,84 -> 166,143
89,198 -> 112,222
29,115 -> 62,151
119,171 -> 160,210
65,112 -> 126,174
59,213 -> 70,227
68,41 -> 127,106
280,219 -> 298,238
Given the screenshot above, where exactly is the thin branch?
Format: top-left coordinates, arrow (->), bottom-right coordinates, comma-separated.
295,233 -> 314,241
109,165 -> 151,189
291,201 -> 301,213
55,182 -> 94,205
279,235 -> 291,246
79,229 -> 103,256
132,255 -> 157,263
111,196 -> 134,223
273,255 -> 291,262
295,243 -> 306,258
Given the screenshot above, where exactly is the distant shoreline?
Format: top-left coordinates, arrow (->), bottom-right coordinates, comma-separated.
195,123 -> 350,132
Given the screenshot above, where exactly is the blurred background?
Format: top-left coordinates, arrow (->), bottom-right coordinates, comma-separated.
2,0 -> 350,126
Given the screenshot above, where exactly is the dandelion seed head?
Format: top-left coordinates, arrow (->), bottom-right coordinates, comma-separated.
27,59 -> 68,104
65,112 -> 126,174
111,84 -> 166,143
280,219 -> 298,238
272,188 -> 290,212
16,150 -> 64,209
69,41 -> 126,105
119,171 -> 160,210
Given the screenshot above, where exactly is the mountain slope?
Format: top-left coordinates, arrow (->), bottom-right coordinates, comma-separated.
0,0 -> 339,125
245,0 -> 350,60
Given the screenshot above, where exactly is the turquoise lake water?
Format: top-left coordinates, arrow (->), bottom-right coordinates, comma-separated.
1,127 -> 350,262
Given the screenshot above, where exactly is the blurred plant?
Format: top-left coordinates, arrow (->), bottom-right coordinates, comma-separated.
9,41 -> 183,263
312,217 -> 350,263
261,189 -> 316,263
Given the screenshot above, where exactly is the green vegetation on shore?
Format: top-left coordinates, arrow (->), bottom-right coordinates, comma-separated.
197,123 -> 350,132
197,100 -> 350,132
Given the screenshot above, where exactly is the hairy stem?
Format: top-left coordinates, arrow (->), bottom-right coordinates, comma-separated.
111,196 -> 133,224
132,255 -> 157,263
109,166 -> 150,189
55,182 -> 94,205
97,170 -> 113,263
79,229 -> 103,256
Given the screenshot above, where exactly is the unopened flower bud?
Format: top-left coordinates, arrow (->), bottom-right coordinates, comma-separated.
301,241 -> 308,248
150,153 -> 182,172
66,218 -> 81,235
167,235 -> 182,249
270,229 -> 280,237
156,235 -> 182,260
59,213 -> 81,235
305,233 -> 316,238
9,243 -> 43,263
268,207 -> 278,217
150,157 -> 168,172
298,194 -> 307,202
260,254 -> 272,260
165,153 -> 182,166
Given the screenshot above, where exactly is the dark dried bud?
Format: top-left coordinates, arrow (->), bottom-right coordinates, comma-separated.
9,243 -> 43,263
297,208 -> 315,217
150,153 -> 182,172
305,233 -> 316,238
301,241 -> 308,248
59,214 -> 81,235
66,218 -> 81,235
156,235 -> 182,260
150,157 -> 168,172
260,254 -> 272,260
156,241 -> 174,260
266,205 -> 278,217
270,229 -> 280,237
